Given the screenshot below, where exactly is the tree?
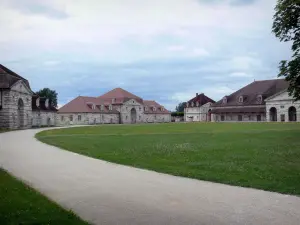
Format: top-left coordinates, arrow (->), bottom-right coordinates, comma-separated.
272,0 -> 300,100
36,88 -> 58,107
175,102 -> 186,112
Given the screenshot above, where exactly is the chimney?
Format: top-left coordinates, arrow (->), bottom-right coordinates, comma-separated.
196,93 -> 198,96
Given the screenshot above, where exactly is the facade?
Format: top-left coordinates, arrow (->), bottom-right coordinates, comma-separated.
210,79 -> 289,122
58,88 -> 171,125
184,93 -> 215,122
0,64 -> 57,129
265,89 -> 300,122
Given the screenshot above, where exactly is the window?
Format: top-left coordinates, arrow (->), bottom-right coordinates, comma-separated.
139,107 -> 141,111
133,100 -> 135,103
109,105 -> 112,110
161,107 -> 164,111
69,115 -> 73,121
196,102 -> 199,107
238,115 -> 242,121
61,116 -> 64,121
144,107 -> 148,111
126,116 -> 128,120
154,115 -> 157,119
222,97 -> 227,104
191,102 -> 194,107
153,107 -> 156,111
239,96 -> 243,103
100,105 -> 104,111
257,115 -> 261,121
78,115 -> 81,121
280,114 -> 285,122
139,115 -> 141,120
248,115 -> 251,121
112,98 -> 116,104
280,105 -> 284,109
126,107 -> 128,110
257,95 -> 262,103
221,115 -> 225,121
92,104 -> 96,110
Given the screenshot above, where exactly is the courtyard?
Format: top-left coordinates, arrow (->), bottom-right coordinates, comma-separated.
37,122 -> 300,195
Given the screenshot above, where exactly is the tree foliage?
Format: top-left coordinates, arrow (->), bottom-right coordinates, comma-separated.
272,0 -> 300,100
175,102 -> 186,112
36,88 -> 58,107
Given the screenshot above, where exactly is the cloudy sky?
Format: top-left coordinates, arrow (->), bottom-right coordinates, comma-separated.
0,0 -> 291,110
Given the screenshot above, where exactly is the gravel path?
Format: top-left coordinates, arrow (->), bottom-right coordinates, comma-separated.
1,128 -> 300,225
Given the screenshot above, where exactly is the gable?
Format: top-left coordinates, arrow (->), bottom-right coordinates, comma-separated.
10,80 -> 33,95
123,99 -> 143,106
265,90 -> 292,101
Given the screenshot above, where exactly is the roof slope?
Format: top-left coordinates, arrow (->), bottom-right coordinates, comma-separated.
187,93 -> 215,106
212,79 -> 289,107
0,64 -> 31,89
144,100 -> 171,114
98,87 -> 143,104
58,96 -> 119,113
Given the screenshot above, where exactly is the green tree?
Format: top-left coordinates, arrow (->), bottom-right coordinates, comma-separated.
272,0 -> 300,100
36,88 -> 58,107
175,102 -> 186,112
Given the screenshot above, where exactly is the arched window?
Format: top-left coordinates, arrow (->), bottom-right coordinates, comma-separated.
269,107 -> 277,121
109,104 -> 113,111
288,106 -> 297,121
238,96 -> 243,103
257,95 -> 263,103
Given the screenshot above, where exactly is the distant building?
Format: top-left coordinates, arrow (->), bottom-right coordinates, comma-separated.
210,79 -> 299,122
184,93 -> 215,122
58,88 -> 171,125
0,64 -> 57,129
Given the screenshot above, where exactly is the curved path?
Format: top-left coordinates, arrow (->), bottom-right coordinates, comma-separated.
1,128 -> 300,225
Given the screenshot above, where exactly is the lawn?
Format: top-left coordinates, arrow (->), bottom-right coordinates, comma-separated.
0,169 -> 88,225
36,122 -> 300,195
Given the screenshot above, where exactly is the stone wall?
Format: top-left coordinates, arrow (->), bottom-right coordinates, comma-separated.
211,113 -> 266,122
266,101 -> 300,122
32,111 -> 57,127
120,100 -> 144,124
184,103 -> 212,122
57,113 -> 120,126
0,81 -> 33,129
143,114 -> 171,123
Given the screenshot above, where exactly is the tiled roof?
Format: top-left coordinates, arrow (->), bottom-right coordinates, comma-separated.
186,93 -> 215,107
144,100 -> 171,114
58,96 -> 119,114
212,79 -> 289,107
0,64 -> 31,89
98,87 -> 143,104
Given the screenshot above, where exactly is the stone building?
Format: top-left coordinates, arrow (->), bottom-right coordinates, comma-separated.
184,93 -> 215,122
58,88 -> 171,125
265,89 -> 299,122
210,79 -> 289,122
0,64 -> 57,129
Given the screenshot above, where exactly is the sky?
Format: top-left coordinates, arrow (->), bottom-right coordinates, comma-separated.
0,0 -> 291,110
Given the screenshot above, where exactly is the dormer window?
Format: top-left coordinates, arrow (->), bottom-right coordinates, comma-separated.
92,104 -> 96,110
257,95 -> 263,103
153,107 -> 156,111
238,96 -> 244,103
222,97 -> 227,104
100,105 -> 104,111
191,102 -> 194,107
112,98 -> 116,104
145,106 -> 148,111
186,102 -> 189,107
109,104 -> 112,111
161,107 -> 164,111
196,102 -> 199,107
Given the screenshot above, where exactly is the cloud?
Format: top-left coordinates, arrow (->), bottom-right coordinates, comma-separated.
0,0 -> 291,111
1,0 -> 68,19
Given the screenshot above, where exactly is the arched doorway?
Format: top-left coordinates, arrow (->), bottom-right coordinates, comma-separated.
269,107 -> 277,122
131,108 -> 137,124
208,109 -> 212,122
288,106 -> 297,121
17,98 -> 25,128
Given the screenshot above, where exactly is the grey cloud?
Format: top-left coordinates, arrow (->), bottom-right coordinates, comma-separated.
197,0 -> 257,6
2,0 -> 68,19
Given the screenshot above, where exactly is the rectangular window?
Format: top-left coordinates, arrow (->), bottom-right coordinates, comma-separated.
139,107 -> 141,111
78,115 -> 81,121
69,115 -> 73,121
139,115 -> 141,120
257,115 -> 261,121
280,105 -> 284,109
61,116 -> 64,121
238,115 -> 242,121
248,115 -> 251,121
280,114 -> 285,122
221,115 -> 225,121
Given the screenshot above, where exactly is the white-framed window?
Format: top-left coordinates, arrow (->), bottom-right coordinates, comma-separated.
92,104 -> 96,110
222,97 -> 227,104
161,107 -> 164,111
196,102 -> 199,107
78,115 -> 81,121
153,107 -> 156,111
139,107 -> 141,111
61,116 -> 64,121
145,106 -> 148,111
239,96 -> 243,103
69,115 -> 73,121
191,102 -> 194,107
101,105 -> 104,111
109,105 -> 113,110
112,98 -> 116,104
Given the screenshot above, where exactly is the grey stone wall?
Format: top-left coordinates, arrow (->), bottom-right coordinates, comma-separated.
0,81 -> 33,129
143,114 -> 171,123
57,113 -> 120,126
32,111 -> 57,127
211,113 -> 266,122
120,99 -> 144,124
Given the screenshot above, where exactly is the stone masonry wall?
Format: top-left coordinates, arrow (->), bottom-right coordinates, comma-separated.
57,113 -> 120,126
32,111 -> 57,127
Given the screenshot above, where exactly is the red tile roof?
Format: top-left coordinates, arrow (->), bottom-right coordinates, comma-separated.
98,87 -> 143,104
186,93 -> 215,107
144,100 -> 171,114
212,79 -> 289,107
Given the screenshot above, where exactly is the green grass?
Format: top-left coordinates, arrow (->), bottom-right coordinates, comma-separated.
36,122 -> 300,195
0,169 -> 88,225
